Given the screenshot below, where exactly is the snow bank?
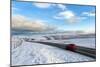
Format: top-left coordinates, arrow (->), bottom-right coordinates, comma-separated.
35,38 -> 95,48
11,40 -> 95,66
64,38 -> 95,48
11,36 -> 23,49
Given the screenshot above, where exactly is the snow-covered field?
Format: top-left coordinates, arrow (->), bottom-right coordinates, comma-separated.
64,38 -> 95,48
11,35 -> 96,66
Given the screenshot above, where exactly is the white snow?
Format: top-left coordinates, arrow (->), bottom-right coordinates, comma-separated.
11,36 -> 95,66
32,38 -> 95,48
64,38 -> 95,48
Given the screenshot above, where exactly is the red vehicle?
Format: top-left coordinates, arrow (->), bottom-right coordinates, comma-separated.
66,44 -> 77,51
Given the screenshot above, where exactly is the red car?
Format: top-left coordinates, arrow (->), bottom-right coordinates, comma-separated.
66,44 -> 76,51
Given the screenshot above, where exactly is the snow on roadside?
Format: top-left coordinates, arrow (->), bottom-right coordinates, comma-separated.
11,37 -> 23,49
39,38 -> 95,48
11,40 -> 95,66
64,38 -> 95,48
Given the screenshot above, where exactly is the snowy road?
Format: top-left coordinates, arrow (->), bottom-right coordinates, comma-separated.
11,39 -> 95,66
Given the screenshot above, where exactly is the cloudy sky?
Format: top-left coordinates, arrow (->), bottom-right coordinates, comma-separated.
12,1 -> 95,33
